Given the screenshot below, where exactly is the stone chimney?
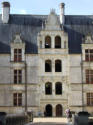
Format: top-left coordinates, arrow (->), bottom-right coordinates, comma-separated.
59,3 -> 65,25
2,2 -> 10,23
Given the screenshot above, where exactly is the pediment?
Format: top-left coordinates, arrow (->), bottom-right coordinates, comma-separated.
45,9 -> 61,30
13,34 -> 23,43
85,34 -> 93,43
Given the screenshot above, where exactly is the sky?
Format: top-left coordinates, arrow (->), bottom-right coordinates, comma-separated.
0,0 -> 93,15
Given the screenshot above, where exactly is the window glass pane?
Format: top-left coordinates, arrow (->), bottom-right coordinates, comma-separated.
45,36 -> 51,48
85,49 -> 88,53
14,70 -> 17,74
45,83 -> 52,95
55,60 -> 61,72
45,60 -> 52,72
13,93 -> 17,106
13,93 -> 22,106
14,49 -> 22,62
18,93 -> 22,106
55,82 -> 62,94
19,70 -> 21,74
87,93 -> 93,106
14,49 -> 17,53
18,93 -> 22,97
18,49 -> 22,53
14,93 -> 17,97
55,36 -> 61,48
90,50 -> 93,53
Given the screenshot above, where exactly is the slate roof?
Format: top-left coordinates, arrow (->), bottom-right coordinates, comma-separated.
0,14 -> 93,54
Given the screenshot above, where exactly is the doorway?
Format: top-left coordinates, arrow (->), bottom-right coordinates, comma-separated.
45,104 -> 52,117
56,104 -> 62,117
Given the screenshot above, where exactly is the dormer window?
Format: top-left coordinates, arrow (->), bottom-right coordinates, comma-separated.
85,49 -> 93,61
10,34 -> 25,62
14,49 -> 22,62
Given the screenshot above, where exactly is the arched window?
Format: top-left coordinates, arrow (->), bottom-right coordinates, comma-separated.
45,82 -> 52,95
56,104 -> 63,117
45,60 -> 52,72
55,60 -> 61,72
55,82 -> 62,95
55,36 -> 61,48
45,36 -> 51,48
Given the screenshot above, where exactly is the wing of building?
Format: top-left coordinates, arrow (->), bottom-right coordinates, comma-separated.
0,1 -> 93,116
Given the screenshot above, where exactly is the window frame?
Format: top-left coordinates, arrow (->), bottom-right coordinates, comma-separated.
86,69 -> 93,84
87,93 -> 93,106
55,82 -> 62,95
45,60 -> 52,72
13,93 -> 22,106
55,36 -> 61,49
45,36 -> 51,48
85,49 -> 93,61
55,60 -> 62,72
45,82 -> 52,95
14,49 -> 22,62
14,69 -> 22,84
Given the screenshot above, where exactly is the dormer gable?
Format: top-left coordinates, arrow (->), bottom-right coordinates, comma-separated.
10,33 -> 25,62
13,34 -> 23,43
85,34 -> 93,44
45,9 -> 61,31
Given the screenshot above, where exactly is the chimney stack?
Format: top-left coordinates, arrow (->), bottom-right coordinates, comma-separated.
59,3 -> 65,25
2,2 -> 10,23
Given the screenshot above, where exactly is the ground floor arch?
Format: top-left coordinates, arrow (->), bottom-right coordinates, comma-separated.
56,104 -> 63,117
45,104 -> 52,117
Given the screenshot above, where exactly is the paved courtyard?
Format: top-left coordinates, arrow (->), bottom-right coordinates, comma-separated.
26,118 -> 72,125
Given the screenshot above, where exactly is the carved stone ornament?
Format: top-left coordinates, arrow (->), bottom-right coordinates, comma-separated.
45,9 -> 61,30
85,34 -> 93,43
13,34 -> 23,43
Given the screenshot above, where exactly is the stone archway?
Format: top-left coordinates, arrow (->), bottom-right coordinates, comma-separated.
56,104 -> 62,117
45,104 -> 52,117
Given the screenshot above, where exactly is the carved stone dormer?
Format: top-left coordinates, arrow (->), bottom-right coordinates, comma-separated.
45,9 -> 61,31
13,34 -> 23,43
11,34 -> 25,62
85,34 -> 93,44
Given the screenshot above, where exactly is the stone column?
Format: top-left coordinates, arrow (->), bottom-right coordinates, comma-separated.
61,36 -> 64,49
51,35 -> 55,48
52,82 -> 55,96
53,105 -> 56,117
42,36 -> 45,48
52,58 -> 55,75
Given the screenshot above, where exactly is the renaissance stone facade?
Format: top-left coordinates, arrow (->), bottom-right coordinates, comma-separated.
0,1 -> 93,117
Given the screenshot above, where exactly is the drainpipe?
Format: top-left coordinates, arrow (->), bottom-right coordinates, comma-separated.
81,47 -> 84,111
25,60 -> 28,114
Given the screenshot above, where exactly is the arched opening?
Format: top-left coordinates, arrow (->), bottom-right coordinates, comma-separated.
45,36 -> 51,48
55,82 -> 62,95
55,60 -> 61,72
56,104 -> 63,117
55,36 -> 61,48
45,60 -> 52,72
45,82 -> 52,95
45,104 -> 52,117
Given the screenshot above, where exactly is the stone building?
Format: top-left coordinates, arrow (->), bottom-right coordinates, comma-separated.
0,1 -> 93,117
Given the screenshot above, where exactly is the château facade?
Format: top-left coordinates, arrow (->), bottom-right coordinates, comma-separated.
0,1 -> 93,117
